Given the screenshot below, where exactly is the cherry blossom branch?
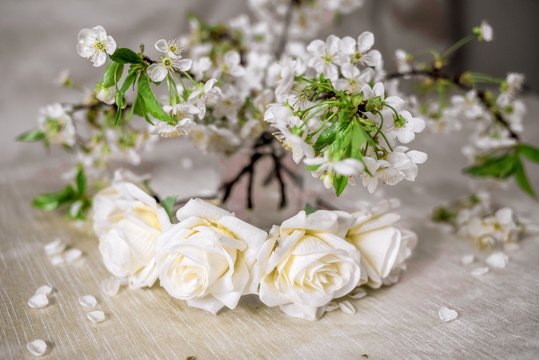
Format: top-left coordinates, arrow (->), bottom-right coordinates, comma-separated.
385,69 -> 520,141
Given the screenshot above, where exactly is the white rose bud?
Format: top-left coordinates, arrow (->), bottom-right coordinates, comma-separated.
93,178 -> 170,288
259,210 -> 362,321
156,198 -> 268,314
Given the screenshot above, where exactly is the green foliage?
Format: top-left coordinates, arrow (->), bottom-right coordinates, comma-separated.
304,203 -> 317,215
161,196 -> 177,222
109,48 -> 143,64
465,144 -> 539,198
137,74 -> 175,124
32,165 -> 92,219
16,129 -> 45,142
114,66 -> 141,124
431,206 -> 455,223
103,62 -> 124,88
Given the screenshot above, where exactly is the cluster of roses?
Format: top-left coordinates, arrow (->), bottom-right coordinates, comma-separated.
94,171 -> 416,320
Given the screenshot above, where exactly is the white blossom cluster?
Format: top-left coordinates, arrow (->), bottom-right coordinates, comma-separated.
433,191 -> 537,248
92,173 -> 415,320
265,32 -> 427,193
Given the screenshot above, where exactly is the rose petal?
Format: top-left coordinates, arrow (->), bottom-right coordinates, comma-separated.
339,300 -> 356,315
28,294 -> 49,309
87,310 -> 106,323
44,239 -> 66,256
35,285 -> 53,296
64,248 -> 83,263
49,255 -> 64,266
486,252 -> 508,269
471,267 -> 489,276
101,278 -> 121,297
348,287 -> 367,300
326,301 -> 339,312
27,339 -> 47,356
438,306 -> 458,322
79,295 -> 97,308
460,254 -> 475,266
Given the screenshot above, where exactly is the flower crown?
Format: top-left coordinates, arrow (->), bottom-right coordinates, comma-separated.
94,171 -> 415,320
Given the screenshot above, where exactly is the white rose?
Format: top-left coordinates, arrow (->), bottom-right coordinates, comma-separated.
156,198 -> 268,314
344,203 -> 417,288
258,210 -> 362,320
92,177 -> 170,288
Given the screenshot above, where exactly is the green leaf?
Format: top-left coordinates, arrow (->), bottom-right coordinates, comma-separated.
75,166 -> 86,195
333,174 -> 348,196
514,159 -> 536,197
313,122 -> 340,152
304,203 -> 317,215
16,129 -> 45,142
161,196 -> 177,222
464,153 -> 516,179
350,122 -> 368,160
134,92 -> 155,125
115,66 -> 141,124
32,186 -> 76,211
109,48 -> 143,64
518,143 -> 539,164
103,62 -> 124,88
137,74 -> 175,124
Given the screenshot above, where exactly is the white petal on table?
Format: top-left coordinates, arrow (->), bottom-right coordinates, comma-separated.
438,306 -> 458,322
486,252 -> 509,269
339,300 -> 356,315
325,301 -> 339,312
87,310 -> 106,323
28,294 -> 49,309
101,278 -> 121,297
471,267 -> 490,277
64,248 -> 83,263
44,238 -> 66,256
79,295 -> 97,308
348,287 -> 368,300
27,339 -> 48,356
49,255 -> 64,266
34,285 -> 53,296
460,254 -> 475,266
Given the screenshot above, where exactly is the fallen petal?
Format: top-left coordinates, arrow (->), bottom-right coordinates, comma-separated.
28,294 -> 49,309
49,255 -> 64,266
339,300 -> 356,315
35,285 -> 53,296
27,339 -> 47,356
44,239 -> 66,256
461,254 -> 475,266
348,287 -> 368,300
78,295 -> 97,308
438,306 -> 458,322
471,267 -> 489,277
101,278 -> 121,297
87,310 -> 106,323
486,252 -> 508,269
325,301 -> 339,312
64,248 -> 82,263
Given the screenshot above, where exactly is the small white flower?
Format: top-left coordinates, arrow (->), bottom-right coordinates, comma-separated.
361,157 -> 405,193
391,110 -> 425,144
306,35 -> 341,81
95,83 -> 115,105
37,103 -> 76,146
338,32 -> 382,68
216,51 -> 246,78
154,38 -> 182,58
304,153 -> 364,189
387,146 -> 428,182
335,64 -> 373,92
395,49 -> 412,73
76,26 -> 116,67
477,20 -> 493,42
147,55 -> 192,82
188,78 -> 223,118
362,82 -> 405,111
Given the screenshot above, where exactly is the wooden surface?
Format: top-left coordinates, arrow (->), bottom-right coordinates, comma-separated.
1,129 -> 539,360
